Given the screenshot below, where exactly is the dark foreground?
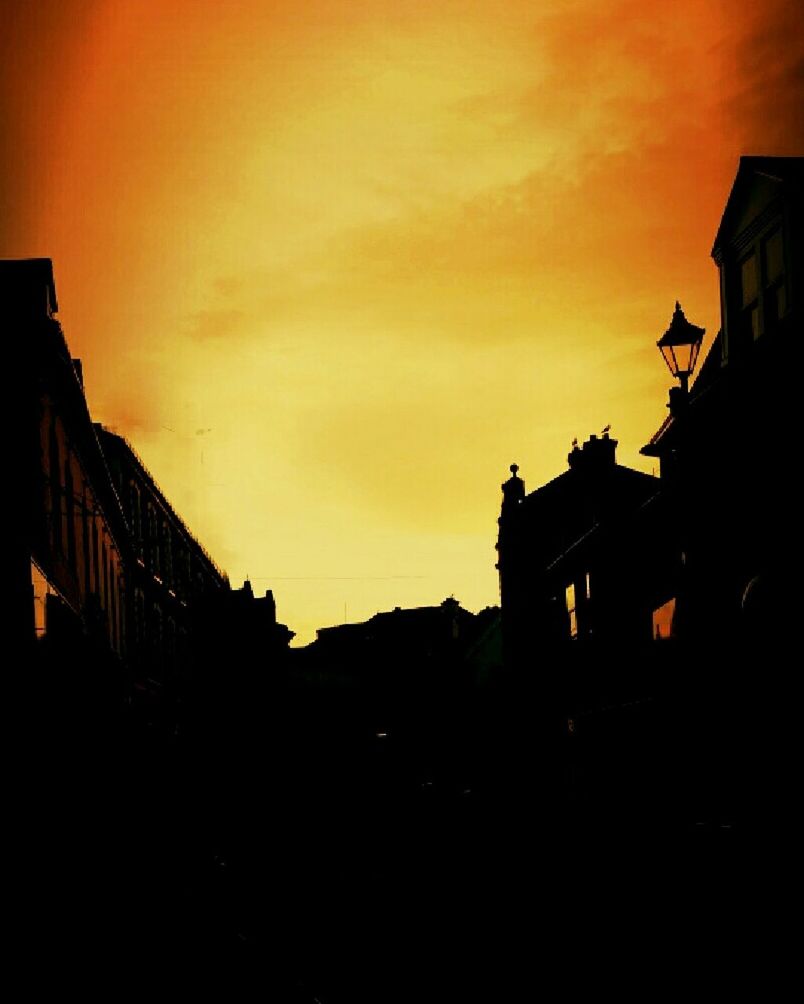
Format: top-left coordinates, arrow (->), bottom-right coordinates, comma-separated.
18,663 -> 786,999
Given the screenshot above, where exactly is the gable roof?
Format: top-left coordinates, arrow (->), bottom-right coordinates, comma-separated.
711,156 -> 804,257
519,462 -> 656,515
504,461 -> 658,573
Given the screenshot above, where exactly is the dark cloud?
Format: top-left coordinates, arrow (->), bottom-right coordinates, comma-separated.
723,0 -> 804,153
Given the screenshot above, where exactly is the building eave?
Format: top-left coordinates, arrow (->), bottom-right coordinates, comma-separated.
97,427 -> 229,586
640,415 -> 674,457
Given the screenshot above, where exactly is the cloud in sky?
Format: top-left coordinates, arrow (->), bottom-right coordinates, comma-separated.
4,0 -> 802,641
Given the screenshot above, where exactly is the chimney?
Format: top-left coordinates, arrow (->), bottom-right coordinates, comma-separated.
568,432 -> 617,473
264,588 -> 277,623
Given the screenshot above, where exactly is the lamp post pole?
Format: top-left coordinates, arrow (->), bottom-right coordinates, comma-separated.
655,301 -> 705,639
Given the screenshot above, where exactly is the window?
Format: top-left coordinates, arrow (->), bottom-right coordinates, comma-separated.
762,228 -> 787,330
134,588 -> 146,646
565,583 -> 578,640
48,421 -> 63,553
82,489 -> 91,596
765,228 -> 784,283
101,541 -> 108,610
32,560 -> 61,638
652,597 -> 676,640
152,604 -> 163,670
175,545 -> 189,598
162,522 -> 173,587
129,483 -> 142,557
91,518 -> 99,594
165,617 -> 177,668
732,223 -> 788,355
109,563 -> 117,648
740,253 -> 758,305
740,253 -> 760,342
146,504 -> 160,576
64,458 -> 76,572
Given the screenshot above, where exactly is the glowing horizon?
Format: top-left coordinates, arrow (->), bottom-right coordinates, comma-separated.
3,0 -> 802,643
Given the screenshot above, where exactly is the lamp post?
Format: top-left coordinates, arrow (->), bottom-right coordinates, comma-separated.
653,302 -> 706,644
657,302 -> 705,411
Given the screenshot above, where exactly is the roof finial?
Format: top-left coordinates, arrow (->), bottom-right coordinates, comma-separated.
502,462 -> 526,506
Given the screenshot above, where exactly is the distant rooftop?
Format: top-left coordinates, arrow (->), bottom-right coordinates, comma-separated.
0,257 -> 59,317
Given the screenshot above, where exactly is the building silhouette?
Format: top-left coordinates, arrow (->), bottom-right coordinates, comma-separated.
496,433 -> 659,666
302,597 -> 499,697
4,257 -> 283,739
191,576 -> 295,722
4,258 -> 241,706
493,156 -> 803,824
9,157 -> 800,967
498,155 -> 803,675
6,258 -> 128,685
97,426 -> 228,724
494,433 -> 671,815
642,155 -> 803,646
7,256 -> 302,959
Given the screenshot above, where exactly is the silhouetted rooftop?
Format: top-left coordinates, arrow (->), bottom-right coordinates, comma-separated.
313,597 -> 476,652
518,456 -> 656,516
501,435 -> 658,572
0,257 -> 58,316
97,426 -> 229,585
711,155 -> 804,257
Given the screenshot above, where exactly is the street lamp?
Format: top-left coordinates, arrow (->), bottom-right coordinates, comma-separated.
657,301 -> 705,395
652,304 -> 706,640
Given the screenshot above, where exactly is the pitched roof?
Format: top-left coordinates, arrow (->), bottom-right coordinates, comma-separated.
711,156 -> 804,257
505,461 -> 658,571
519,462 -> 656,515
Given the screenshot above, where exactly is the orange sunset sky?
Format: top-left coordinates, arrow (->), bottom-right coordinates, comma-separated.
2,0 -> 802,643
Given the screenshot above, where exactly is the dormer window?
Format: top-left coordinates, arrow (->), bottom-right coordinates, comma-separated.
740,252 -> 760,342
734,221 -> 788,352
762,227 -> 787,330
713,157 -> 801,365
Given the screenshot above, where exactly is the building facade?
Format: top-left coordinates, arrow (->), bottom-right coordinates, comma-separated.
641,156 -> 803,645
496,433 -> 660,668
6,257 -> 238,728
7,258 -> 128,674
96,427 -> 229,717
